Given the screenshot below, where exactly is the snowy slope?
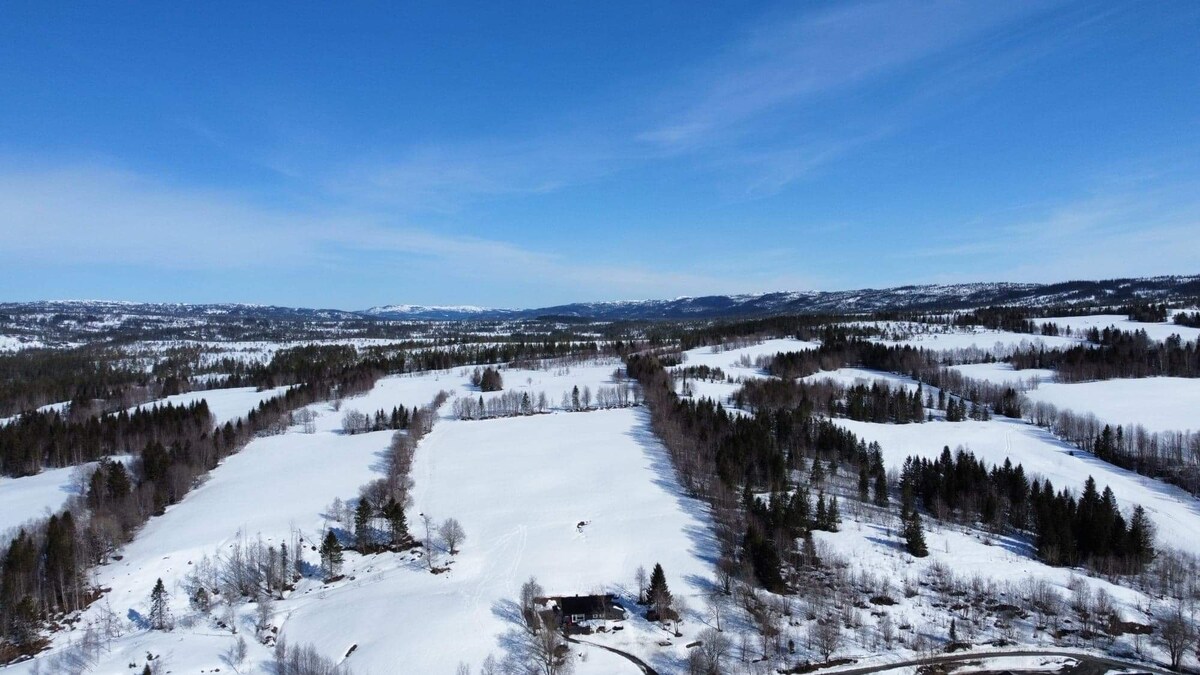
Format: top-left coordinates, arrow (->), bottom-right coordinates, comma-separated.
0,465 -> 85,536
283,408 -> 716,674
1041,314 -> 1200,343
122,385 -> 294,426
1023,377 -> 1200,433
834,417 -> 1200,556
949,362 -> 1055,386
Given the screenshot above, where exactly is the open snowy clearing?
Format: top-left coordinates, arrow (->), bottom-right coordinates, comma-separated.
0,456 -> 135,538
802,367 -> 924,392
834,417 -> 1200,557
949,362 -> 1055,387
0,465 -> 85,537
679,338 -> 820,375
0,335 -> 48,352
6,368 -> 716,674
1022,377 -> 1200,433
283,407 -> 717,674
1040,314 -> 1200,344
875,330 -> 1080,354
122,384 -> 295,426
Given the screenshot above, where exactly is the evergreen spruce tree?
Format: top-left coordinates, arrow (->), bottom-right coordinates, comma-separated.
354,499 -> 372,552
149,577 -> 171,630
827,496 -> 841,532
320,530 -> 343,578
647,563 -> 673,616
873,470 -> 889,507
383,497 -> 409,547
904,512 -> 929,557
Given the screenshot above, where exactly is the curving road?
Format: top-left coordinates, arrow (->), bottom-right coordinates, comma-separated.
565,634 -> 660,675
808,649 -> 1179,675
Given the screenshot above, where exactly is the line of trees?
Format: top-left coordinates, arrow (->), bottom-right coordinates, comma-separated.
899,447 -> 1155,574
627,353 -> 883,595
0,400 -> 216,477
1010,328 -> 1199,381
0,354 -> 392,656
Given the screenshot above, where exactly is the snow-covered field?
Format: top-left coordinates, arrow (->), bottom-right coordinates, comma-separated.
285,408 -> 715,674
875,329 -> 1079,353
7,366 -> 716,674
122,385 -> 295,426
1041,314 -> 1200,344
949,362 -> 1054,387
802,367 -> 922,392
0,335 -> 48,351
1023,377 -> 1200,433
679,338 -> 820,375
0,465 -> 84,536
834,417 -> 1200,556
0,456 -> 132,538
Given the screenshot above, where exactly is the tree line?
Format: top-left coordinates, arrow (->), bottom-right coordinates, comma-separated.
1010,328 -> 1199,381
0,349 -> 394,656
899,447 -> 1155,575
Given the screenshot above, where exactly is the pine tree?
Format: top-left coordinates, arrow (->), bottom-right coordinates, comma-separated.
1126,505 -> 1155,570
873,470 -> 889,507
383,497 -> 409,547
827,496 -> 841,532
149,577 -> 171,630
320,531 -> 343,579
904,512 -> 929,557
354,499 -> 372,552
647,563 -> 672,617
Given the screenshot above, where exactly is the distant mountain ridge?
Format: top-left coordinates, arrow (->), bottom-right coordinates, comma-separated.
363,275 -> 1200,321
5,275 -> 1198,323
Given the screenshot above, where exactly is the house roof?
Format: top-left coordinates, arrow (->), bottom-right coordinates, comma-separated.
558,594 -> 608,615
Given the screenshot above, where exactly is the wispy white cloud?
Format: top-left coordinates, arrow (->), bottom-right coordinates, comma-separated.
904,187 -> 1200,282
0,163 -> 820,304
639,0 -> 1060,152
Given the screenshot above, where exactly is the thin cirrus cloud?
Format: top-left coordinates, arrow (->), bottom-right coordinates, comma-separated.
638,0 -> 1059,152
0,163 -> 810,302
904,189 -> 1200,283
327,0 -> 1067,209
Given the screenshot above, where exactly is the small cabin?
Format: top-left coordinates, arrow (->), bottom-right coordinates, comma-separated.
554,594 -> 621,624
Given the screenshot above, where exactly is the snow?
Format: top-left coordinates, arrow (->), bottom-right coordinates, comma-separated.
122,385 -> 295,426
10,368 -> 716,674
949,362 -> 1055,387
801,367 -> 924,392
0,335 -> 47,351
1023,377 -> 1200,434
0,400 -> 71,427
0,465 -> 84,536
284,408 -> 716,674
875,329 -> 1080,353
0,457 -> 131,537
679,339 -> 821,375
1041,314 -> 1200,344
833,416 -> 1200,556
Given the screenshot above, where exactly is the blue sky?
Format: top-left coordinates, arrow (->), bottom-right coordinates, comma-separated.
1,1 -> 1198,309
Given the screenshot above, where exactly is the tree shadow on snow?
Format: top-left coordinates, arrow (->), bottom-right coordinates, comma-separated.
624,408 -> 721,572
126,608 -> 149,630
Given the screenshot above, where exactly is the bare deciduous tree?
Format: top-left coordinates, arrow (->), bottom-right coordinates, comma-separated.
439,518 -> 466,555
